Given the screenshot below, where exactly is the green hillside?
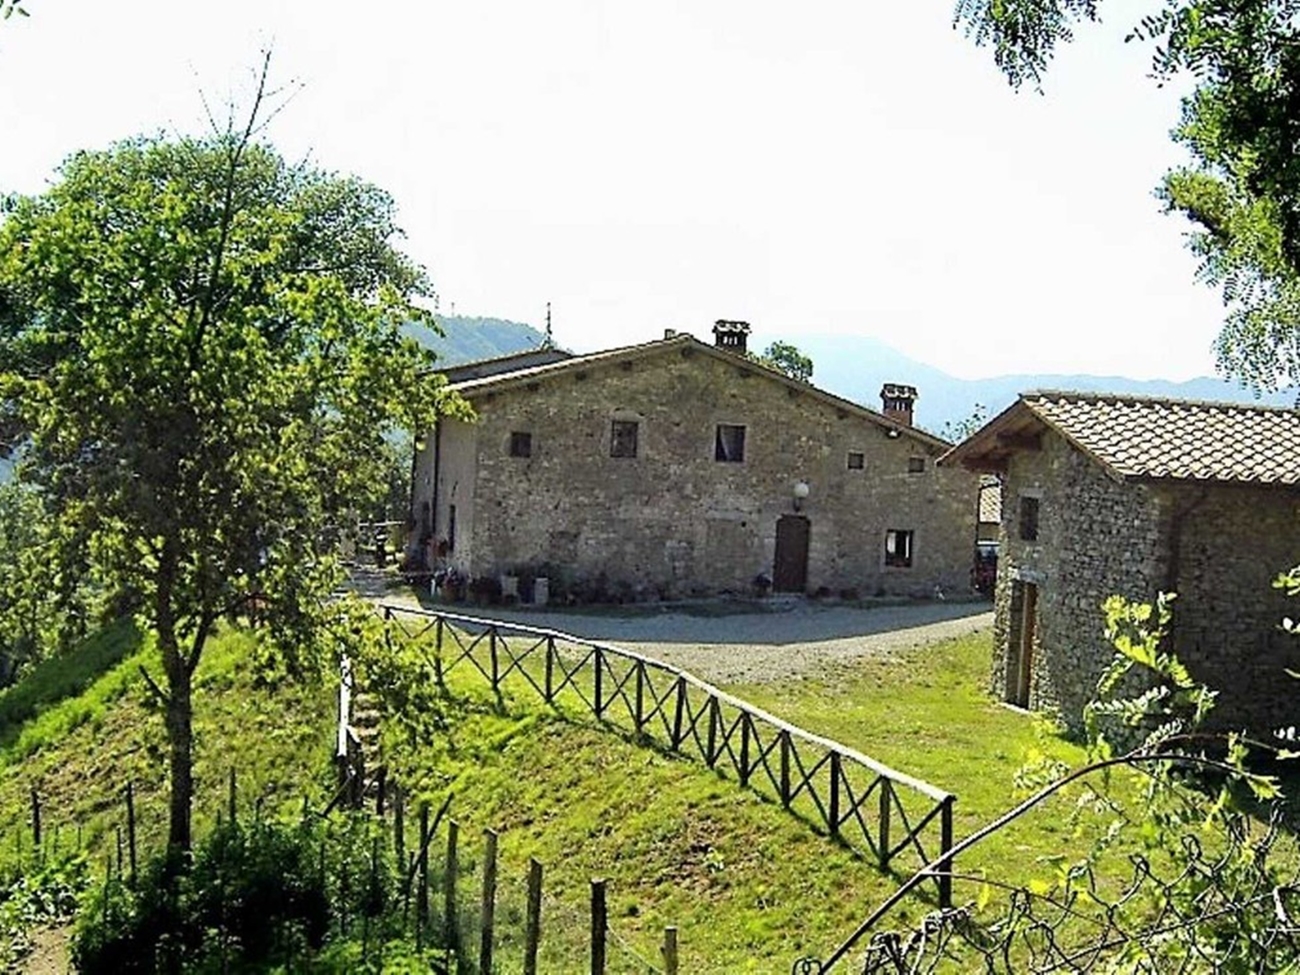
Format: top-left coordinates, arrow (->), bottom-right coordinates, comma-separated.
0,608 -> 1184,972
406,315 -> 548,367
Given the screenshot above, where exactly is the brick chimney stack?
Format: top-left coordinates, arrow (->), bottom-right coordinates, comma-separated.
881,383 -> 918,427
713,319 -> 750,355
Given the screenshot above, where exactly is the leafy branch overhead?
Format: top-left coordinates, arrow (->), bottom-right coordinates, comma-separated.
954,0 -> 1300,391
0,61 -> 467,855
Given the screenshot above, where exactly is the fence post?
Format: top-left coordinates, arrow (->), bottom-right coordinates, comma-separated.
544,635 -> 555,704
829,752 -> 842,838
739,712 -> 752,787
590,878 -> 607,975
229,767 -> 238,827
434,616 -> 445,688
525,858 -> 543,975
634,661 -> 645,736
444,819 -> 460,954
417,803 -> 430,939
375,766 -> 387,817
938,796 -> 955,909
594,647 -> 605,719
705,697 -> 719,767
125,781 -> 137,885
29,787 -> 39,850
663,926 -> 679,975
480,828 -> 499,974
878,779 -> 892,870
780,732 -> 791,808
671,677 -> 686,750
490,627 -> 500,692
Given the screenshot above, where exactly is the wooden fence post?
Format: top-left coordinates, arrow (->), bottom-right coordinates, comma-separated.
490,628 -> 500,692
444,819 -> 460,953
739,712 -> 752,787
480,829 -> 499,973
829,752 -> 842,838
125,781 -> 137,885
434,616 -> 445,687
663,926 -> 679,975
593,647 -> 605,719
670,677 -> 686,750
590,878 -> 607,975
375,766 -> 387,817
229,767 -> 238,827
524,858 -> 543,975
417,803 -> 430,939
544,636 -> 555,704
878,779 -> 892,870
705,697 -> 719,767
780,732 -> 791,808
29,787 -> 39,850
938,796 -> 955,909
634,661 -> 645,736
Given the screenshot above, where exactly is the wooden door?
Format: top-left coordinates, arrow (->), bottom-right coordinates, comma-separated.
773,516 -> 810,593
1012,582 -> 1038,708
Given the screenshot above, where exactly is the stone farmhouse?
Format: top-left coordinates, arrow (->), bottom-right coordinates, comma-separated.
411,322 -> 980,601
942,391 -> 1300,737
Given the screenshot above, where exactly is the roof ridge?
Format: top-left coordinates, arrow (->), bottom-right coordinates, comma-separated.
1023,388 -> 1298,415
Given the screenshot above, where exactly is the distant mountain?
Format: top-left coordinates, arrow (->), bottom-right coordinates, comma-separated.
786,333 -> 1296,438
405,315 -> 547,367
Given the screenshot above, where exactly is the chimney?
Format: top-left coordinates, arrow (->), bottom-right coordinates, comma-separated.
712,319 -> 750,355
881,383 -> 918,427
664,328 -> 677,339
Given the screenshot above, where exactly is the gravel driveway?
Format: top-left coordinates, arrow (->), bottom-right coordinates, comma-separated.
428,599 -> 994,685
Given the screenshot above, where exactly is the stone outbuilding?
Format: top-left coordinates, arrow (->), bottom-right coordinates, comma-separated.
942,391 -> 1300,736
412,323 -> 981,601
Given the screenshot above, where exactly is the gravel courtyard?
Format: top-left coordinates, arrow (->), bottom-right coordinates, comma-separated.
405,596 -> 994,685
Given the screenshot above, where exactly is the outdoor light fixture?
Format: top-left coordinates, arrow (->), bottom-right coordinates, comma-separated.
792,481 -> 810,511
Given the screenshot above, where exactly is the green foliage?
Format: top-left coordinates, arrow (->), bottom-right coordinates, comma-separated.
0,76 -> 468,851
939,402 -> 988,442
751,340 -> 814,382
956,0 -> 1300,390
0,853 -> 89,970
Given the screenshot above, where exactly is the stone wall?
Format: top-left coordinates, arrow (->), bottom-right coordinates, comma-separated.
992,431 -> 1166,731
1161,482 -> 1300,736
416,345 -> 979,599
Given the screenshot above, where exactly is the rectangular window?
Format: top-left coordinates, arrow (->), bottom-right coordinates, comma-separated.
715,424 -> 746,462
610,419 -> 639,458
1019,496 -> 1040,541
847,451 -> 865,470
908,457 -> 926,474
885,529 -> 914,568
509,431 -> 532,458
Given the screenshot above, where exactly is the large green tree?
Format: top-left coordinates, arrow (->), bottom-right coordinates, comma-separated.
0,93 -> 461,856
955,0 -> 1300,390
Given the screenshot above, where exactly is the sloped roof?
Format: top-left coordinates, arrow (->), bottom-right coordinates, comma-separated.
941,390 -> 1300,486
448,332 -> 954,451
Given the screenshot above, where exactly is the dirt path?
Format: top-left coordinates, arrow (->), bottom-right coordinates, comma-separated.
469,600 -> 993,684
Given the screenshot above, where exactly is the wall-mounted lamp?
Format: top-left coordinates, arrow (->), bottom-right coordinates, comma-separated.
792,480 -> 810,512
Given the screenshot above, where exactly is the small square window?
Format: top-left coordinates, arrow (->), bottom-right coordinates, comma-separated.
885,529 -> 914,568
1019,496 -> 1040,541
610,419 -> 639,458
847,451 -> 865,470
509,431 -> 532,458
715,424 -> 746,462
907,457 -> 926,474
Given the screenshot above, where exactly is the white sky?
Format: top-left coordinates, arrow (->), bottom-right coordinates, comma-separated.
0,1 -> 1229,380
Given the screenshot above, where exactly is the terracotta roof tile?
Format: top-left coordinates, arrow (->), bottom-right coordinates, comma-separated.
1024,391 -> 1300,485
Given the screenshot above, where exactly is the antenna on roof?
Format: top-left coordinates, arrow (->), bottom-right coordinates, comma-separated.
543,301 -> 554,349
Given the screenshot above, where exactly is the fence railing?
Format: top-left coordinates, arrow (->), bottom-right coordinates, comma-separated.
377,603 -> 957,912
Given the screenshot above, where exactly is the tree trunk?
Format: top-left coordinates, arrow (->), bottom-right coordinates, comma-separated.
163,633 -> 193,859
